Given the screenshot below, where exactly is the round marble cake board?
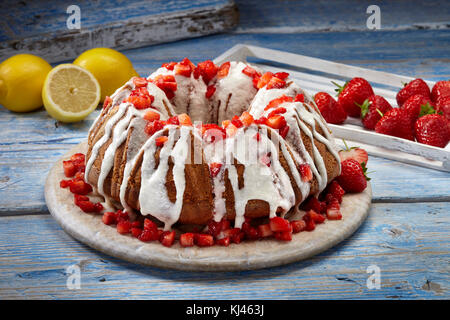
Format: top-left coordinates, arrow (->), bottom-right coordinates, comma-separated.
45,141 -> 372,272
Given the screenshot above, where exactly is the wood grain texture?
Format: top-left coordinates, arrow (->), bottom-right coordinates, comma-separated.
0,0 -> 239,63
0,202 -> 448,299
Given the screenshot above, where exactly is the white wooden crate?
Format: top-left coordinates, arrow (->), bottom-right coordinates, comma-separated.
214,44 -> 450,172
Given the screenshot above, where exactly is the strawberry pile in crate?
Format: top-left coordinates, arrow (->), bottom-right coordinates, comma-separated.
314,78 -> 450,148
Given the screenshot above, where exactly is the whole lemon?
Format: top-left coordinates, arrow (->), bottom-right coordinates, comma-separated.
0,54 -> 52,112
73,48 -> 139,102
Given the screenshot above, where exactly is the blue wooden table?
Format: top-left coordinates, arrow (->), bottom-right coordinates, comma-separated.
0,0 -> 449,299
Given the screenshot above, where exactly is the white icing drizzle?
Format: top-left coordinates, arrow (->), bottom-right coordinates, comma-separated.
85,61 -> 341,231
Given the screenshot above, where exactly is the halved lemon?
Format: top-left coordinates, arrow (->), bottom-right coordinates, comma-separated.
42,64 -> 101,122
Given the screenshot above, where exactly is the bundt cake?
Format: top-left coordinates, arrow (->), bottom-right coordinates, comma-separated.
85,58 -> 341,230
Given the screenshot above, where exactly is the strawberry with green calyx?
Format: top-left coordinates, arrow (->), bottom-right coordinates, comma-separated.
336,159 -> 369,193
314,91 -> 347,124
431,80 -> 450,103
396,78 -> 430,107
435,96 -> 450,121
400,94 -> 435,125
414,114 -> 450,148
332,77 -> 374,118
375,108 -> 415,141
338,140 -> 368,165
357,95 -> 393,130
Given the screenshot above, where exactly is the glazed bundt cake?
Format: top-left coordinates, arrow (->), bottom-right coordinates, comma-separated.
85,58 -> 341,230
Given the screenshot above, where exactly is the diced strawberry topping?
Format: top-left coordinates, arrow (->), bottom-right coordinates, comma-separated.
143,110 -> 160,122
117,220 -> 132,234
265,95 -> 293,111
209,162 -> 222,178
266,76 -> 286,90
102,212 -> 117,225
174,63 -> 192,77
126,94 -> 154,110
258,223 -> 274,238
279,125 -> 290,138
239,111 -> 254,126
217,62 -> 231,79
195,60 -> 218,84
242,66 -> 260,79
303,214 -> 316,231
76,200 -> 102,213
269,216 -> 292,233
267,107 -> 287,118
291,220 -> 306,233
266,115 -> 287,129
143,218 -> 158,230
167,115 -> 180,125
155,136 -> 168,147
274,72 -> 289,80
216,237 -> 230,246
195,233 -> 214,247
162,62 -> 177,70
63,160 -> 77,178
131,227 -> 143,238
180,233 -> 195,247
298,164 -> 313,182
294,94 -> 305,103
178,113 -> 192,126
159,230 -> 176,247
145,119 -> 165,136
257,72 -> 273,89
326,199 -> 342,220
274,231 -> 293,241
307,210 -> 326,224
326,180 -> 345,204
138,228 -> 160,242
205,85 -> 216,99
60,179 -> 71,188
231,115 -> 244,128
69,179 -> 93,195
133,77 -> 148,88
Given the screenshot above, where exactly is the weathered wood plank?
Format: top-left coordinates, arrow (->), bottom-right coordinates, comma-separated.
0,202 -> 448,299
0,0 -> 238,63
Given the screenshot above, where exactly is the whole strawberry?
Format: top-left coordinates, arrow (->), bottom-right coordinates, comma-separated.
414,114 -> 450,148
436,96 -> 450,121
375,108 -> 415,141
431,80 -> 450,103
314,92 -> 347,124
336,159 -> 368,193
334,78 -> 374,118
396,78 -> 430,107
358,95 -> 393,130
400,94 -> 434,125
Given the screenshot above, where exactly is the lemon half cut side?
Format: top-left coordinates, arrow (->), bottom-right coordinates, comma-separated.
42,64 -> 101,122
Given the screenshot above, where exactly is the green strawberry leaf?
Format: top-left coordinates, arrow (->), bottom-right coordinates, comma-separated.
356,99 -> 371,118
331,81 -> 348,97
419,103 -> 436,118
361,162 -> 371,181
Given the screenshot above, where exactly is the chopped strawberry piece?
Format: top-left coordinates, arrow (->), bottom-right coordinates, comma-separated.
174,63 -> 192,77
205,85 -> 216,99
117,220 -> 132,234
131,227 -> 143,238
326,199 -> 342,220
252,76 -> 260,89
294,94 -> 305,103
302,196 -> 322,213
209,162 -> 222,178
126,95 -> 153,110
338,147 -> 368,166
266,76 -> 286,90
76,200 -> 97,213
242,221 -> 261,240
207,219 -> 223,238
103,96 -> 112,109
270,216 -> 292,233
216,236 -> 230,246
167,115 -> 180,125
162,62 -> 176,70
63,160 -> 77,178
131,221 -> 142,228
258,223 -> 273,238
242,66 -> 260,79
144,218 -> 158,230
71,153 -> 85,165
240,111 -> 254,126
291,220 -> 306,233
195,233 -> 214,247
143,110 -> 160,122
195,60 -> 218,84
102,212 -> 117,225
60,179 -> 71,188
231,115 -> 244,128
178,113 -> 192,126
266,115 -> 287,129
159,231 -> 176,247
93,202 -> 104,213
223,228 -> 245,244
115,210 -> 129,222
133,77 -> 148,88
155,136 -> 168,147
257,72 -> 273,89
265,95 -> 293,111
279,125 -> 290,138
180,233 -> 195,247
303,214 -> 316,231
145,119 -> 165,136
327,180 -> 345,204
274,72 -> 289,80
73,194 -> 89,205
298,164 -> 313,182
307,210 -> 325,224
274,231 -> 293,241
138,228 -> 159,242
69,179 -> 93,195
254,116 -> 267,125
217,62 -> 231,79
267,107 -> 287,118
